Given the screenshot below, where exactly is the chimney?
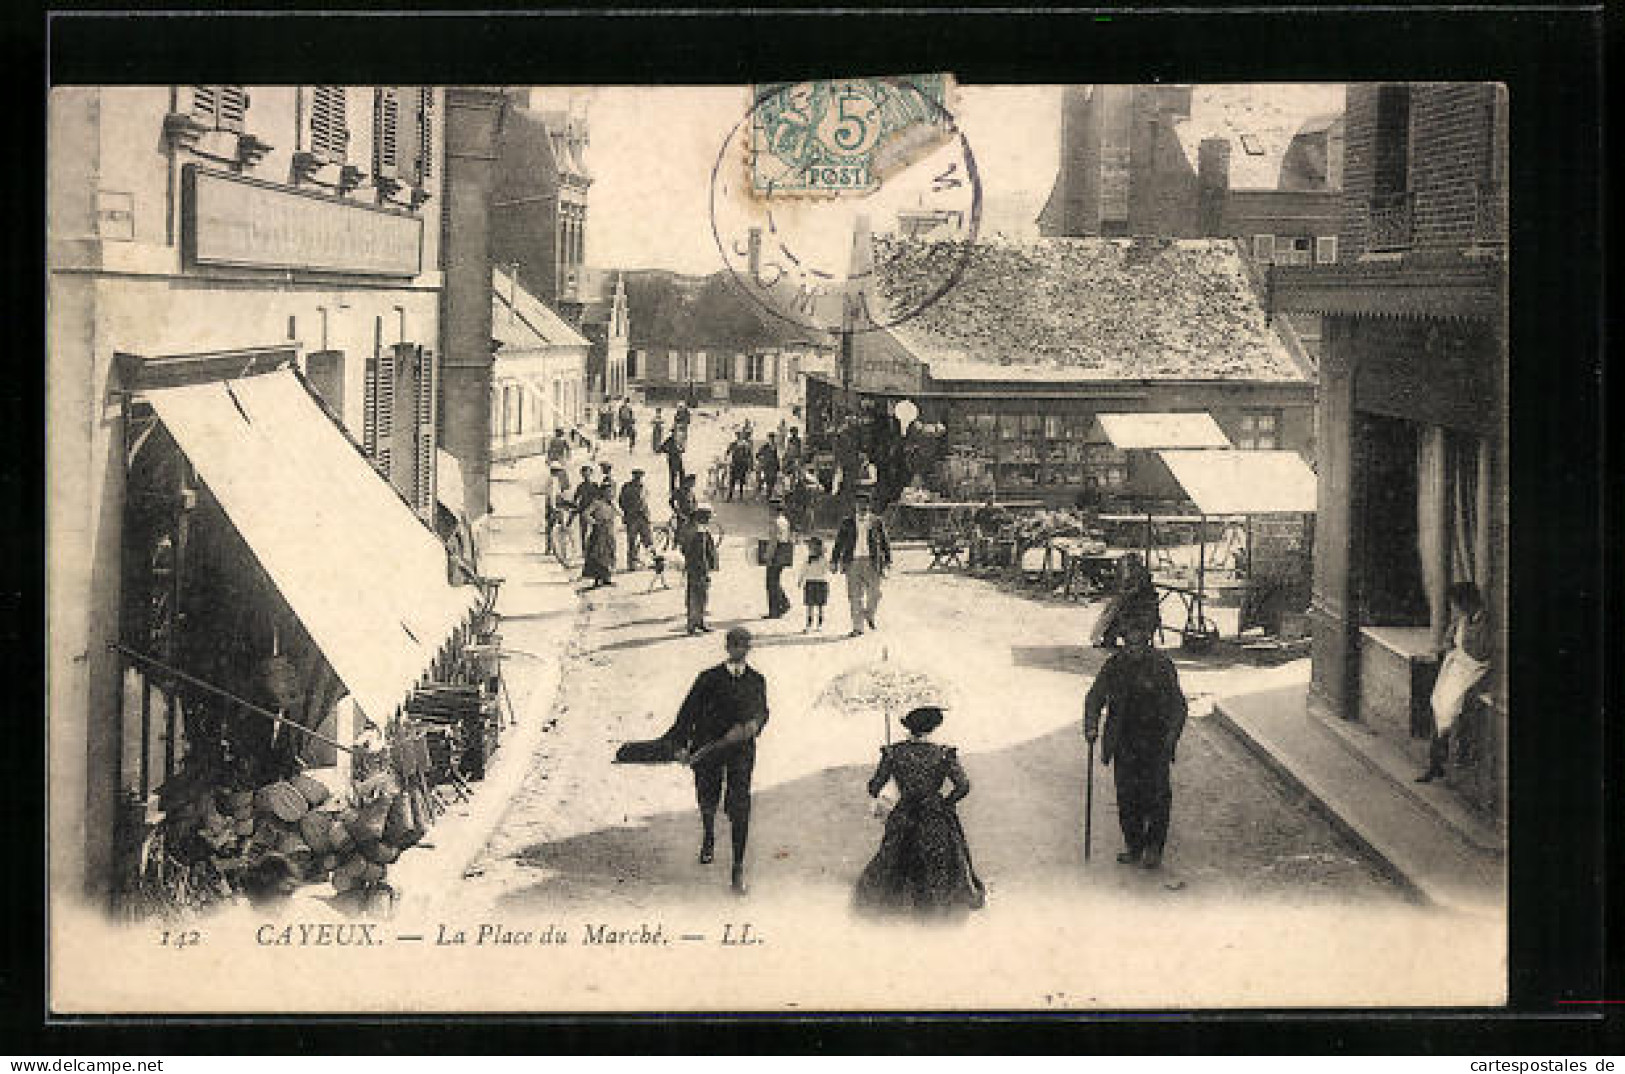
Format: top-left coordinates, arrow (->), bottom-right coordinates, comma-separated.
1197,137 -> 1232,237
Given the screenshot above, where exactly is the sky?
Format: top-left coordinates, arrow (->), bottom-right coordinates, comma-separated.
530,84 -> 1063,276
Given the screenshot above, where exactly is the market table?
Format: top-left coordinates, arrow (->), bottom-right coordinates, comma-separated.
1045,539 -> 1130,598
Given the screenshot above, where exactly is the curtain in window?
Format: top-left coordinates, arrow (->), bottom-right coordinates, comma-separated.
1447,431 -> 1492,596
1416,424 -> 1450,648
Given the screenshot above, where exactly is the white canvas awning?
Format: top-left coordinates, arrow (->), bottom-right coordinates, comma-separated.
1157,449 -> 1318,515
147,370 -> 481,723
1097,412 -> 1232,450
435,448 -> 466,516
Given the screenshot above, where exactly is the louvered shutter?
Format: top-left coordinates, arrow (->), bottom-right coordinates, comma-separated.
373,88 -> 401,179
414,347 -> 438,518
364,346 -> 397,480
191,85 -> 249,133
310,86 -> 349,164
191,86 -> 217,123
417,88 -> 435,184
217,87 -> 249,133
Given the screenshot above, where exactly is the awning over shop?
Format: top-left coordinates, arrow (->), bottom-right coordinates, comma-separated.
1096,412 -> 1232,450
1157,449 -> 1318,515
435,448 -> 466,517
146,370 -> 481,723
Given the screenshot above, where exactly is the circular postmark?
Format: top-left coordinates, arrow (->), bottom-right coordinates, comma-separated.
709,77 -> 982,336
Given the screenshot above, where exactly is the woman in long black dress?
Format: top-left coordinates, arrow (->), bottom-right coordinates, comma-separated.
582,496 -> 619,588
854,706 -> 986,915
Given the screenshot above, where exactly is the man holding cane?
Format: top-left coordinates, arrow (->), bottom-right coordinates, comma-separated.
1082,618 -> 1187,870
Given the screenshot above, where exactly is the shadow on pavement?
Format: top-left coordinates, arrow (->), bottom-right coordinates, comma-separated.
475,719 -> 1400,915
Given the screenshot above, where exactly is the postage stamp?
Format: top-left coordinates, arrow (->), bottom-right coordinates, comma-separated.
713,75 -> 981,337
748,76 -> 956,197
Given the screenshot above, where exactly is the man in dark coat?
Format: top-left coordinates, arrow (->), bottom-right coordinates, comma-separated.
727,433 -> 754,502
618,468 -> 654,569
572,464 -> 599,551
670,626 -> 770,894
1083,618 -> 1188,870
830,489 -> 892,637
681,504 -> 719,635
756,434 -> 781,499
660,427 -> 687,493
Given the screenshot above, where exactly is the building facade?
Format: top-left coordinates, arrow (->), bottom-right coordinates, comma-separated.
48,85 -> 451,901
1273,82 -> 1507,822
618,269 -> 834,407
491,265 -> 590,459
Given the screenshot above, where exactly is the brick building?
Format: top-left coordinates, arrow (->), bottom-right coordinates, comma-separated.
491,92 -> 592,320
1272,82 -> 1507,823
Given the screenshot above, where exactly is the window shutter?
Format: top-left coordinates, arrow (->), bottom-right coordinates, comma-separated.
369,346 -> 396,480
310,86 -> 349,164
191,86 -> 217,123
414,347 -> 437,518
373,88 -> 401,179
1252,234 -> 1276,263
1316,235 -> 1338,264
417,88 -> 435,183
217,87 -> 249,133
191,85 -> 249,133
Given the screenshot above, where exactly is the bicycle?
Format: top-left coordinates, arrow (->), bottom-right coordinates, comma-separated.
653,514 -> 726,555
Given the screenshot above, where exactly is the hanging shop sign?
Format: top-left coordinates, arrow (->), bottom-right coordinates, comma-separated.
183,166 -> 423,277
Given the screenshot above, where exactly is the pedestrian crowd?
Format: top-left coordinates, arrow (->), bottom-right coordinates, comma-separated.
553,402 -> 1201,910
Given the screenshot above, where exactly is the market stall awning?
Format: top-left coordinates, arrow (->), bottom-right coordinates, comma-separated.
1157,449 -> 1318,515
146,370 -> 481,723
1096,412 -> 1232,450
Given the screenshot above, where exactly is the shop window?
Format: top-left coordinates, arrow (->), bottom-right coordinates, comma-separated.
1237,410 -> 1280,451
309,86 -> 349,165
191,85 -> 249,133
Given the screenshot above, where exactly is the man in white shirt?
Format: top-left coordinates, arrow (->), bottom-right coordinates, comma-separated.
830,489 -> 893,637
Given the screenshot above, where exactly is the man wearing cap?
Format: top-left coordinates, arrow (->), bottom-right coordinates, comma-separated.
1082,617 -> 1188,870
763,496 -> 793,619
671,626 -> 770,894
756,433 -> 781,500
573,464 -> 599,552
682,504 -> 720,635
831,489 -> 893,637
619,468 -> 654,570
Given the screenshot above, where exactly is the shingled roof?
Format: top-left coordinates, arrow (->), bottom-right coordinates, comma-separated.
873,235 -> 1307,383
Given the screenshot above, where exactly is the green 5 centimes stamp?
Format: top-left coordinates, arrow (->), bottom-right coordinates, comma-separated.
711,75 -> 981,337
749,76 -> 955,196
